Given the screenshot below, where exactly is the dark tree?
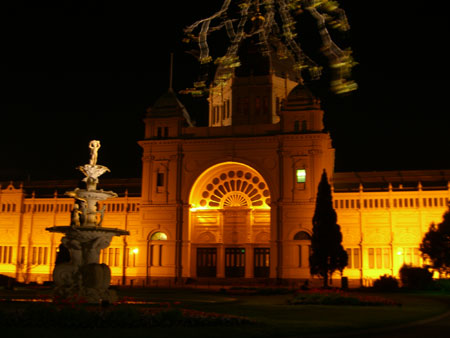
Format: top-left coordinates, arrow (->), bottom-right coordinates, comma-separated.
309,170 -> 348,287
420,207 -> 450,277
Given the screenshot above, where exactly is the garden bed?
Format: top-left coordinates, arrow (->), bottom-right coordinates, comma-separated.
0,300 -> 253,328
288,288 -> 401,306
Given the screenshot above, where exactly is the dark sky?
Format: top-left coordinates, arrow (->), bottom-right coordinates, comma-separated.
1,1 -> 449,182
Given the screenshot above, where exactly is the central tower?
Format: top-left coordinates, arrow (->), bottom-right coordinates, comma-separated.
209,35 -> 300,127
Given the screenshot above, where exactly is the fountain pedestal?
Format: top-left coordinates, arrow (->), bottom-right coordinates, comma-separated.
46,140 -> 129,303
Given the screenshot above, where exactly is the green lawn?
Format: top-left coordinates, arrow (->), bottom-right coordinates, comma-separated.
1,287 -> 449,338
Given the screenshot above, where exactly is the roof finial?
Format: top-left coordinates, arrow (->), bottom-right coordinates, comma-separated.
169,53 -> 174,91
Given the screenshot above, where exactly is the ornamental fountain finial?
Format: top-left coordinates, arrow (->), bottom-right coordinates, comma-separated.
77,140 -> 111,191
89,140 -> 100,165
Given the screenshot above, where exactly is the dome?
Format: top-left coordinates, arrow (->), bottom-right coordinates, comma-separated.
146,89 -> 194,126
284,84 -> 320,110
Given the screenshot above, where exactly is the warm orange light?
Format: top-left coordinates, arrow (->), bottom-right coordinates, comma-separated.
132,248 -> 139,254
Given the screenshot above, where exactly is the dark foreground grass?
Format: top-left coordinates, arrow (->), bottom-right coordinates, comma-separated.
1,287 -> 449,338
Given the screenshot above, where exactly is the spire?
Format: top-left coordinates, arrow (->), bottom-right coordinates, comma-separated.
146,54 -> 194,127
169,53 -> 174,91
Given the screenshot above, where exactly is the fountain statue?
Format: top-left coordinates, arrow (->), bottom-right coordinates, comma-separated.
46,140 -> 129,303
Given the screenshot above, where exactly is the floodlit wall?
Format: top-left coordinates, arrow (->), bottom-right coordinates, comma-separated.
0,183 -> 140,284
1,180 -> 449,285
335,186 -> 450,285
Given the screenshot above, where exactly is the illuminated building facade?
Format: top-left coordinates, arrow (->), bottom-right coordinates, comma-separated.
1,51 -> 450,287
1,169 -> 449,285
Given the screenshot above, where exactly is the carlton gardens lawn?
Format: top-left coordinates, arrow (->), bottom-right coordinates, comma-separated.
0,285 -> 449,338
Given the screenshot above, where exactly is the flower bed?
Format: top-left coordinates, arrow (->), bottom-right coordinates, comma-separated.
0,301 -> 253,328
221,286 -> 294,295
288,288 -> 401,306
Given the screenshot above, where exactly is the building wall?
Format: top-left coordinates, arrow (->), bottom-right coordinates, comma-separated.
1,179 -> 449,285
0,183 -> 140,284
335,186 -> 450,285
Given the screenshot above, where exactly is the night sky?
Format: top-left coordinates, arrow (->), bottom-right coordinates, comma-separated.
1,1 -> 449,182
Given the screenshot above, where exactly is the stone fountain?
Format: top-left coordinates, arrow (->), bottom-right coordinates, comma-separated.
46,140 -> 129,303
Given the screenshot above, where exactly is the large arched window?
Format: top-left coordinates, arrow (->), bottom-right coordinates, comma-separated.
293,231 -> 311,241
293,231 -> 311,268
150,232 -> 168,241
148,232 -> 167,267
189,162 -> 271,210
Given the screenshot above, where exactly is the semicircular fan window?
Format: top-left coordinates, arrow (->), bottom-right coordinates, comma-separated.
223,193 -> 248,207
199,169 -> 270,208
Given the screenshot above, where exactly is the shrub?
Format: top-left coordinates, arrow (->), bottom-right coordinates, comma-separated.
372,275 -> 399,292
0,274 -> 16,289
434,279 -> 450,292
399,265 -> 433,290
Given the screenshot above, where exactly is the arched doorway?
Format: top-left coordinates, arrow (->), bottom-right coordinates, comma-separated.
189,162 -> 271,278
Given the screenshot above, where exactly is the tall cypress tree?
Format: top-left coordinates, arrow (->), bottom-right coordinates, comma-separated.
309,170 -> 348,287
420,207 -> 450,276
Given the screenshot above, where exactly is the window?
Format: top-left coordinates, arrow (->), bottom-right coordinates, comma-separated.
29,246 -> 47,265
296,169 -> 306,183
297,245 -> 311,268
368,247 -> 391,269
125,248 -> 137,267
156,173 -> 165,187
0,246 -> 13,264
150,232 -> 168,241
368,248 -> 374,269
238,97 -> 249,114
149,232 -> 167,266
301,120 -> 307,131
376,248 -> 382,269
298,245 -> 302,267
294,232 -> 311,268
398,247 -> 420,266
293,231 -> 311,241
19,246 -> 26,264
383,248 -> 391,268
100,248 -> 120,266
263,97 -> 269,114
109,248 -> 114,266
255,96 -> 261,114
346,248 -> 360,269
32,247 -> 37,265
